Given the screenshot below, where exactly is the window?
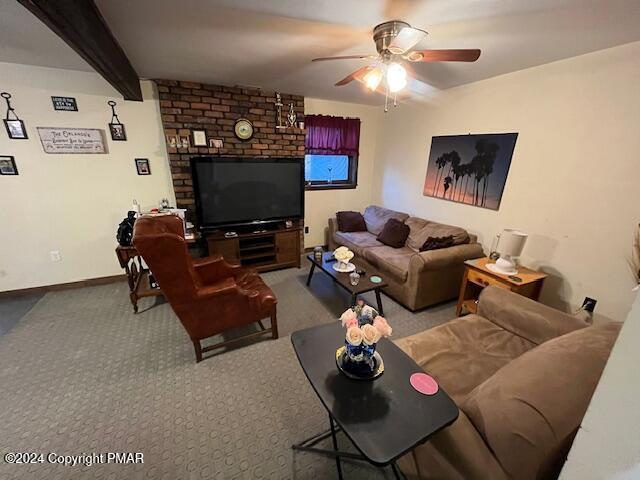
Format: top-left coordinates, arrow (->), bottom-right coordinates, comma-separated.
304,154 -> 358,189
304,114 -> 361,190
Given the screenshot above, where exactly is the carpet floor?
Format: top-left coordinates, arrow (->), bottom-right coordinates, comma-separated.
0,263 -> 455,479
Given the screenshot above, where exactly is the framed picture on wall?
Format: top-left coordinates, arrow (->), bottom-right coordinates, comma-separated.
192,129 -> 207,147
0,155 -> 18,175
4,119 -> 28,139
109,123 -> 127,141
135,158 -> 151,175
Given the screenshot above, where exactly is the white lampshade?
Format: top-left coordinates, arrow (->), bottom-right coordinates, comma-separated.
363,66 -> 383,91
499,229 -> 528,257
486,229 -> 528,275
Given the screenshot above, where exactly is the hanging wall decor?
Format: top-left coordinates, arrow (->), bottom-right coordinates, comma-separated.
2,92 -> 28,140
287,102 -> 297,128
108,100 -> 127,141
135,158 -> 151,175
0,155 -> 18,175
38,127 -> 107,154
423,133 -> 519,210
275,92 -> 286,130
51,96 -> 78,111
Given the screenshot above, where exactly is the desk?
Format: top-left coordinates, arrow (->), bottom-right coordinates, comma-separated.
456,257 -> 547,316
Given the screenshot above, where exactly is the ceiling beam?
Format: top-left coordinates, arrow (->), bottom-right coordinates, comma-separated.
17,0 -> 142,101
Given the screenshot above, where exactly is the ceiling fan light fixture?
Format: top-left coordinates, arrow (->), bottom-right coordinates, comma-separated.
387,63 -> 407,93
406,51 -> 424,62
363,66 -> 383,91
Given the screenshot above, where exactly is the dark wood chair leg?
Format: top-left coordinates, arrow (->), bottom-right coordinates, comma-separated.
193,340 -> 203,363
271,309 -> 279,339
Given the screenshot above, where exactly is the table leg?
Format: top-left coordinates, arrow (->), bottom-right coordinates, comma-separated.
375,289 -> 384,315
350,293 -> 357,307
329,415 -> 343,480
306,263 -> 316,286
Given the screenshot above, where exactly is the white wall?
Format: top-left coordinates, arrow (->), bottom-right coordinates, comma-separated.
0,62 -> 174,291
560,291 -> 640,479
303,98 -> 381,247
371,42 -> 640,320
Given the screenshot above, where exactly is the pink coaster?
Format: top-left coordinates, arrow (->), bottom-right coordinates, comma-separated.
410,373 -> 439,395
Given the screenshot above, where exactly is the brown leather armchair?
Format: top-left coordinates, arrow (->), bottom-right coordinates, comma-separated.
133,215 -> 278,362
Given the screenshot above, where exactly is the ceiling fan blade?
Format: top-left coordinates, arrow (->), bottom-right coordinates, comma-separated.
312,54 -> 377,62
335,66 -> 373,86
407,49 -> 481,62
388,27 -> 428,55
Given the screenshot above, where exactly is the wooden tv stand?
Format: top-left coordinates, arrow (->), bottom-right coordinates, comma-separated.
206,226 -> 301,272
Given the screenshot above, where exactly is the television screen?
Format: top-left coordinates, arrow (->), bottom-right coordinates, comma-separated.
192,157 -> 304,229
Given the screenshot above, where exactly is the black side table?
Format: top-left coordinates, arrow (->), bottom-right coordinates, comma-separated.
291,323 -> 459,479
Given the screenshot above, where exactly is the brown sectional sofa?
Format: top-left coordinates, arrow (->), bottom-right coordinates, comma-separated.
395,286 -> 621,480
328,205 -> 484,310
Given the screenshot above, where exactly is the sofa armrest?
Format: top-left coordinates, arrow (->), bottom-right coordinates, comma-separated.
327,217 -> 339,250
410,242 -> 484,274
477,286 -> 591,345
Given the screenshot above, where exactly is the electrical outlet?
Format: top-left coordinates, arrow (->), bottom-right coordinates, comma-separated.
582,297 -> 597,313
304,226 -> 309,234
50,250 -> 61,262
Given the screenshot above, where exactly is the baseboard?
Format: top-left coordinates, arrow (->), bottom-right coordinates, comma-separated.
0,274 -> 127,298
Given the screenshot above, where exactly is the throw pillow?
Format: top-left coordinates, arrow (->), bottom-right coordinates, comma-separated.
336,211 -> 366,232
419,235 -> 455,251
376,218 -> 410,248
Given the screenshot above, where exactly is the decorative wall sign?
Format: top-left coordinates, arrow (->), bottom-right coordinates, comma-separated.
37,127 -> 107,154
192,129 -> 207,146
107,100 -> 126,141
135,158 -> 151,175
2,92 -> 28,139
179,135 -> 189,149
423,133 -> 518,210
51,96 -> 78,111
0,155 -> 18,175
208,138 -> 223,148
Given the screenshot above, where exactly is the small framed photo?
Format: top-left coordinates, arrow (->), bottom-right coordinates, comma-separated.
192,129 -> 207,147
166,134 -> 178,148
109,123 -> 127,141
209,138 -> 223,148
4,119 -> 28,139
0,155 -> 18,175
135,158 -> 151,175
179,135 -> 190,149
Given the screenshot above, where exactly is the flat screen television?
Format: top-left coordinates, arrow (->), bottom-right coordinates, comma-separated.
191,157 -> 304,231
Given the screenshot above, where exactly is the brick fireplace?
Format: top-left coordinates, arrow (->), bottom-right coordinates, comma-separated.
155,80 -> 305,222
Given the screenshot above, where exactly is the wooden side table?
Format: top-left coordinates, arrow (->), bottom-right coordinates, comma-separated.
115,245 -> 163,313
456,257 -> 547,316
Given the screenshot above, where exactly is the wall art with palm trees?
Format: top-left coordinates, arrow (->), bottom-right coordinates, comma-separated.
423,133 -> 518,210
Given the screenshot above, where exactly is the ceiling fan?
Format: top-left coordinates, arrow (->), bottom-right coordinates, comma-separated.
312,20 -> 481,110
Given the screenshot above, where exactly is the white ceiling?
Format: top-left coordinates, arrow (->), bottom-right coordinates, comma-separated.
1,0 -> 640,105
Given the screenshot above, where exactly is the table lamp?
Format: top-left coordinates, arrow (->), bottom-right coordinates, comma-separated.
486,229 -> 528,275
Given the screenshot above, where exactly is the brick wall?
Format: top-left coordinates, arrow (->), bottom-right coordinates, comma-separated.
155,80 -> 305,222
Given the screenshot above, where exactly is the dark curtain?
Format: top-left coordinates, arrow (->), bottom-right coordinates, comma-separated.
305,114 -> 361,156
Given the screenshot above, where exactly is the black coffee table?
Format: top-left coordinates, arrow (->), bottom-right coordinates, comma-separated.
291,322 -> 459,479
306,252 -> 388,314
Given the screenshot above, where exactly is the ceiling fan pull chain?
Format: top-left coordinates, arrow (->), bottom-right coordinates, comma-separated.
384,85 -> 389,113
394,94 -> 398,108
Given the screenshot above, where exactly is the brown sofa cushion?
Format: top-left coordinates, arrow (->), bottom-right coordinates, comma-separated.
461,323 -> 621,480
420,235 -> 455,251
363,205 -> 409,235
363,246 -> 414,282
336,211 -> 366,232
376,218 -> 410,248
395,315 -> 536,404
405,216 -> 469,251
333,231 -> 382,256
